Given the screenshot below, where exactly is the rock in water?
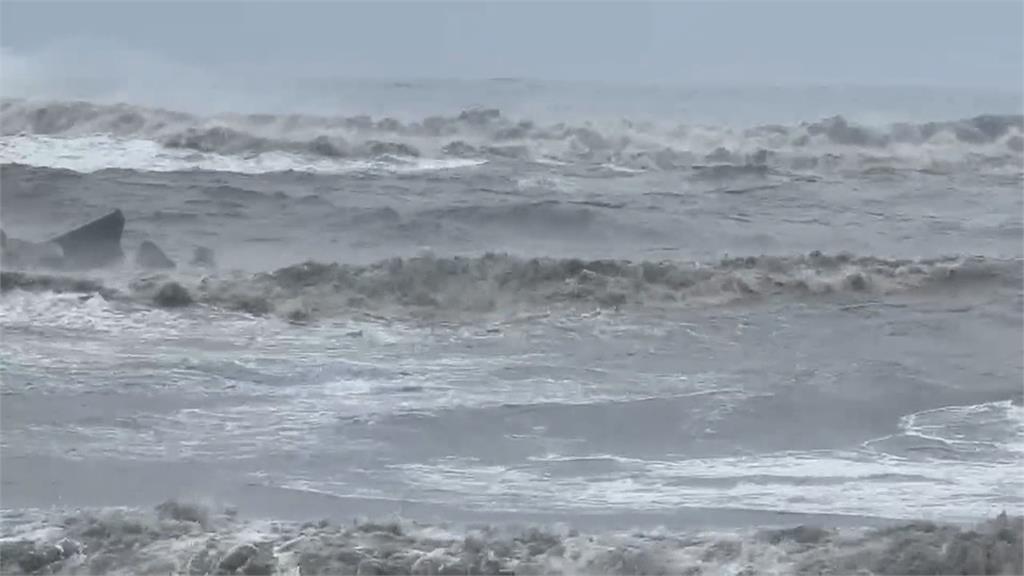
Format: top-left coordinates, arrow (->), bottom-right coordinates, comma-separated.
50,209 -> 125,269
135,241 -> 175,269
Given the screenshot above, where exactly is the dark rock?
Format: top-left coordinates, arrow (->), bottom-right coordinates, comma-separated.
153,282 -> 193,308
136,241 -> 175,270
50,209 -> 125,269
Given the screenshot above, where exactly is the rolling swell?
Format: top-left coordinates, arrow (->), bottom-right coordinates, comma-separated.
0,271 -> 112,297
3,253 -> 1018,319
3,99 -> 1021,172
177,253 -> 1024,317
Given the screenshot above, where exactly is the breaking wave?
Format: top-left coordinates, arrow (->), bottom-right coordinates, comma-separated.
0,135 -> 483,176
2,99 -> 1021,174
3,252 -> 1019,320
0,503 -> 1020,575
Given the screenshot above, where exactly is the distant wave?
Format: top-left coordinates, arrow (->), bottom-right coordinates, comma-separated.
2,99 -> 1021,174
0,135 -> 484,176
0,502 -> 1020,575
3,252 -> 1018,320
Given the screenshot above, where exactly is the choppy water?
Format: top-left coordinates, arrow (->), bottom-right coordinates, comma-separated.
1,83 -> 1022,574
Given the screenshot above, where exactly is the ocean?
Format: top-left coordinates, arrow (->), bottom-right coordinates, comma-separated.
1,81 -> 1022,574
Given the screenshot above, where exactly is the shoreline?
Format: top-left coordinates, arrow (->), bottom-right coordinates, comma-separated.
2,501 -> 1021,575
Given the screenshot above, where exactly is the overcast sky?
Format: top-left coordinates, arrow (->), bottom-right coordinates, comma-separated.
2,1 -> 1022,90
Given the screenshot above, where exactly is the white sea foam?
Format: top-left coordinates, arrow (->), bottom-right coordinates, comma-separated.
388,441 -> 1022,520
1,503 -> 1020,575
0,134 -> 485,175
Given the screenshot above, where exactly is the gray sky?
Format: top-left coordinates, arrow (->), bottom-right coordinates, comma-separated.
1,1 -> 1022,89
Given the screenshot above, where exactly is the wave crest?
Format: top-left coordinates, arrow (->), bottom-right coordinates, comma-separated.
4,253 -> 1017,319
3,100 -> 1021,172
